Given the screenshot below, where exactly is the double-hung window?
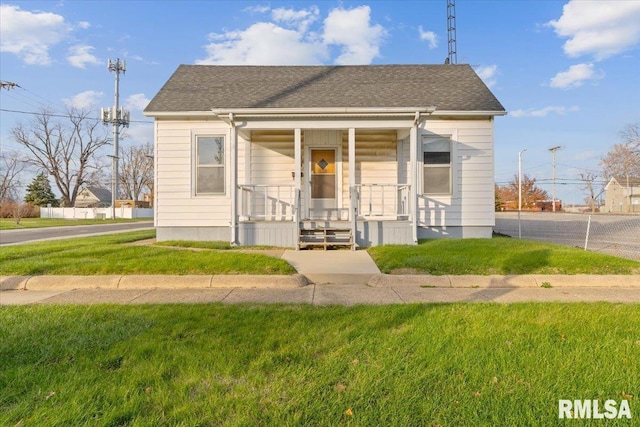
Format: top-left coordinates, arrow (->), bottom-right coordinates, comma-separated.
423,136 -> 452,195
195,136 -> 225,195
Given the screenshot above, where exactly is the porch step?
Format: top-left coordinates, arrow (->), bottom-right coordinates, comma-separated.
298,227 -> 354,250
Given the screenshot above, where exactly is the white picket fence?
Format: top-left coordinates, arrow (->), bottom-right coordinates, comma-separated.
40,206 -> 153,220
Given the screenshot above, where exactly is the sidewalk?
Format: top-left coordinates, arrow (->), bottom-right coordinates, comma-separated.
2,273 -> 640,305
2,249 -> 640,306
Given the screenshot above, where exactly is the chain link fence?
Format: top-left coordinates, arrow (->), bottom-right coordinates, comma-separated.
494,212 -> 640,261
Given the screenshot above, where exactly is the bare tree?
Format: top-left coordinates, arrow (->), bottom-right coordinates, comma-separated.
118,142 -> 154,202
601,122 -> 640,179
0,150 -> 28,203
620,122 -> 640,152
11,108 -> 110,206
579,172 -> 598,213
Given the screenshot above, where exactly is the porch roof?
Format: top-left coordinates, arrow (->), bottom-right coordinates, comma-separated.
144,64 -> 506,116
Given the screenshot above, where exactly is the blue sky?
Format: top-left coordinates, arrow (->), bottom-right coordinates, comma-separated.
1,0 -> 639,205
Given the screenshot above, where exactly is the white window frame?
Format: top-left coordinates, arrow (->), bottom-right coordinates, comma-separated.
193,134 -> 226,196
421,134 -> 455,196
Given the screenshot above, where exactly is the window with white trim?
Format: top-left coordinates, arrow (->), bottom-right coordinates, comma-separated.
195,136 -> 225,195
423,136 -> 451,195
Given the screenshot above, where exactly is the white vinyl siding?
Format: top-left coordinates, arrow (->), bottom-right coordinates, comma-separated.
154,120 -> 231,227
152,116 -> 496,236
417,120 -> 495,227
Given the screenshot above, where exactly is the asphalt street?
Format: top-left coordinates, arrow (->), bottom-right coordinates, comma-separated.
0,221 -> 154,245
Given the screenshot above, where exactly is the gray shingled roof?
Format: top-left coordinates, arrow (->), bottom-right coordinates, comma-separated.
86,187 -> 112,203
144,64 -> 505,114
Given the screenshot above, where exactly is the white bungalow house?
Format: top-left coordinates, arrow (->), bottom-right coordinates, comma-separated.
143,64 -> 506,248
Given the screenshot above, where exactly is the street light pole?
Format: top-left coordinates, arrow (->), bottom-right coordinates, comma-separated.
518,149 -> 527,239
548,146 -> 562,212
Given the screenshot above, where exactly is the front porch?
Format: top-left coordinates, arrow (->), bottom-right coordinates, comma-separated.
234,127 -> 418,249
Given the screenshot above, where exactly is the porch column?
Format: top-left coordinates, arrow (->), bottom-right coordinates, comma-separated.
230,116 -> 238,245
294,128 -> 302,249
409,123 -> 418,244
348,127 -> 356,250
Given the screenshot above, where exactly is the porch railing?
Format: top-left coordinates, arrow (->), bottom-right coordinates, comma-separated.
239,185 -> 296,221
354,184 -> 410,219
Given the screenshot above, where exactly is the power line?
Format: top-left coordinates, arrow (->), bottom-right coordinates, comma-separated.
0,107 -> 152,124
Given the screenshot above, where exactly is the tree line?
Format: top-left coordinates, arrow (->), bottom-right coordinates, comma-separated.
1,108 -> 153,222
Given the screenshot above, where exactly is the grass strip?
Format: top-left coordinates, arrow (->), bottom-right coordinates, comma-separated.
0,303 -> 638,426
0,218 -> 151,230
368,237 -> 640,275
0,231 -> 295,275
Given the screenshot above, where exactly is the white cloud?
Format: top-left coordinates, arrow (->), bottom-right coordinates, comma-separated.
0,4 -> 69,65
125,93 -> 150,111
197,5 -> 386,66
197,22 -> 326,65
511,106 -> 579,118
67,44 -> 100,68
549,63 -> 603,89
474,64 -> 498,88
272,6 -> 319,32
547,0 -> 640,60
63,90 -> 103,109
323,6 -> 386,65
243,5 -> 271,14
418,26 -> 437,49
123,123 -> 154,145
77,21 -> 90,30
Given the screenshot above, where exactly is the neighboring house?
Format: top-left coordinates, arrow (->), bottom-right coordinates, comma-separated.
602,176 -> 640,213
75,187 -> 112,208
143,64 -> 506,248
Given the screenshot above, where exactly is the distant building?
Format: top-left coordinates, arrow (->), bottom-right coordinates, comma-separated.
602,176 -> 640,213
75,187 -> 112,208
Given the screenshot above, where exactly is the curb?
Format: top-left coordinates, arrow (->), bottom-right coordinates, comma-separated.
0,274 -> 309,290
367,274 -> 640,288
2,274 -> 639,291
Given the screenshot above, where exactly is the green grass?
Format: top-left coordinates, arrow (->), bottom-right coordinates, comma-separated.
0,217 -> 152,230
154,240 -> 282,251
0,231 -> 295,275
368,237 -> 640,275
1,303 -> 638,426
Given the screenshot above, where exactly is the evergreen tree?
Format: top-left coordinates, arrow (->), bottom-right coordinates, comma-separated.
24,172 -> 59,206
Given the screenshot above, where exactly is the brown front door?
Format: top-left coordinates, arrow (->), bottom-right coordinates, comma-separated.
309,148 -> 337,218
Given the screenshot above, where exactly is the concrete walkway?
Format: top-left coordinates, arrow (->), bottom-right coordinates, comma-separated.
282,249 -> 381,284
2,273 -> 640,305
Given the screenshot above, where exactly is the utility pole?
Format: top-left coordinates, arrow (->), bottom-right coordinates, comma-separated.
518,149 -> 527,239
548,146 -> 562,212
101,59 -> 129,220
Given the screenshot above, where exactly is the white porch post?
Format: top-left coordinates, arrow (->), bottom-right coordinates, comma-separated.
229,118 -> 238,245
294,128 -> 302,249
348,127 -> 356,250
410,123 -> 419,244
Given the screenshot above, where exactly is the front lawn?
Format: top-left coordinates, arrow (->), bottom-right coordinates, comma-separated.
368,237 -> 640,275
0,231 -> 295,275
0,304 -> 638,425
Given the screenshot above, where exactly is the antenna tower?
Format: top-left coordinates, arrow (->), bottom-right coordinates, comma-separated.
101,58 -> 130,220
447,0 -> 457,64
